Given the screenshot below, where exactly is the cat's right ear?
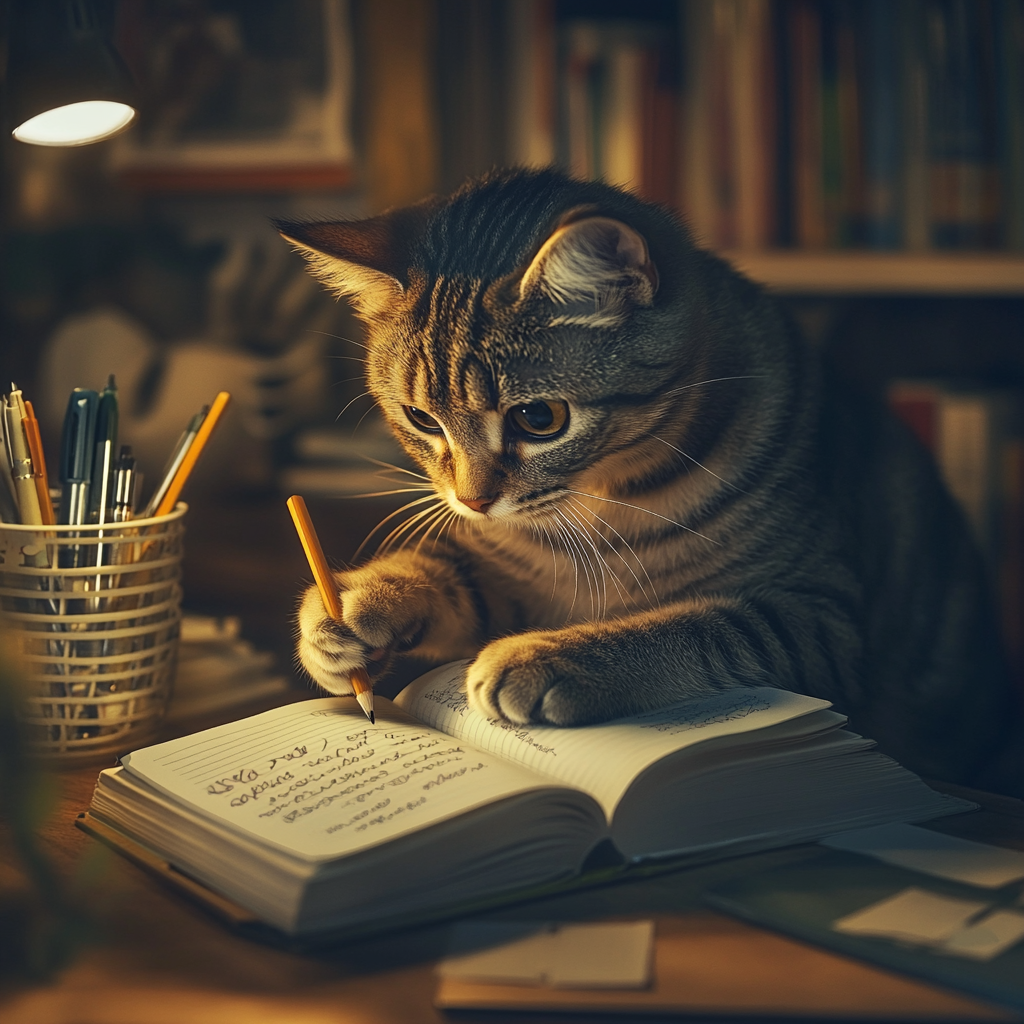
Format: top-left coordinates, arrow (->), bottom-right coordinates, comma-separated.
274,200 -> 436,319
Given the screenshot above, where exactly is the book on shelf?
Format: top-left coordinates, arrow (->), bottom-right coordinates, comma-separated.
887,380 -> 1024,680
83,661 -> 969,941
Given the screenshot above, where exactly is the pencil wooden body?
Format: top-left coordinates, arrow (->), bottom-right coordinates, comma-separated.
287,494 -> 375,722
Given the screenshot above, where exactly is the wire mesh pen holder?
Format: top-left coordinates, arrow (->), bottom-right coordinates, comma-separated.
0,504 -> 187,763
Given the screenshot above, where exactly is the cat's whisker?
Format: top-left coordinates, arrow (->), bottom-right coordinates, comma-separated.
378,502 -> 445,557
568,499 -> 657,605
566,489 -> 718,545
563,503 -> 631,613
413,505 -> 455,557
354,494 -> 441,561
651,435 -> 750,494
325,354 -> 368,363
335,390 -> 375,422
560,505 -> 613,617
359,456 -> 431,481
330,375 -> 367,388
347,486 -> 435,499
662,374 -> 765,396
552,521 -> 580,617
305,329 -> 369,351
555,510 -> 600,620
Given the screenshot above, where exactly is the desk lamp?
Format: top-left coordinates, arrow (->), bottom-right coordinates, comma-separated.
5,0 -> 136,147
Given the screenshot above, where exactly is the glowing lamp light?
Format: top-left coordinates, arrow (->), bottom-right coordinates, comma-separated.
12,100 -> 136,147
5,1 -> 137,149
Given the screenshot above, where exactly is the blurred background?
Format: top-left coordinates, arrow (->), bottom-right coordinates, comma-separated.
1,0 -> 1023,696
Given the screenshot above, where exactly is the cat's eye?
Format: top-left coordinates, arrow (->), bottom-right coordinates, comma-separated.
507,400 -> 569,439
404,406 -> 443,434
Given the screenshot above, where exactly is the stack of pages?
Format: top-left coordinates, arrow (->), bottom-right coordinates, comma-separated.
87,662 -> 971,938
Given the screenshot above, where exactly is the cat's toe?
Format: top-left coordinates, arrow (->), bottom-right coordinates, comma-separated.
467,634 -> 566,723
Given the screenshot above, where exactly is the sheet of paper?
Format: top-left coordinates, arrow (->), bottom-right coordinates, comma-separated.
395,662 -> 832,815
833,887 -> 988,945
940,910 -> 1024,961
121,698 -> 558,862
822,822 -> 1024,888
437,921 -> 654,988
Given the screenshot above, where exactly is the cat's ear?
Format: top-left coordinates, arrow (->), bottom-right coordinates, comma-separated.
274,200 -> 436,319
519,215 -> 659,326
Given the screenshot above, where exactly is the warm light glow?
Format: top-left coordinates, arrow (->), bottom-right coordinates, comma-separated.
12,100 -> 136,146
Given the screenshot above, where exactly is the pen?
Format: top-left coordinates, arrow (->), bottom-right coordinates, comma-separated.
154,391 -> 231,517
0,400 -> 21,523
90,375 -> 118,523
141,406 -> 206,519
23,399 -> 55,525
286,494 -> 375,724
58,388 -> 98,566
112,446 -> 137,522
5,385 -> 45,528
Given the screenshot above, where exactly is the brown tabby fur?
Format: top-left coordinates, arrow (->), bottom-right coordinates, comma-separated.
278,168 -> 1021,793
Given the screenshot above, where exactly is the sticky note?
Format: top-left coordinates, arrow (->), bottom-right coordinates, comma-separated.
822,822 -> 1024,888
833,887 -> 988,945
437,920 -> 654,988
940,910 -> 1024,961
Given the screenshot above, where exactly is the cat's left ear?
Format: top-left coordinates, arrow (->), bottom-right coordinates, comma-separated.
274,199 -> 436,319
519,215 -> 659,326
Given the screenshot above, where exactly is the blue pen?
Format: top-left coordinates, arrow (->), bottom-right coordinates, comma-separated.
58,388 -> 98,566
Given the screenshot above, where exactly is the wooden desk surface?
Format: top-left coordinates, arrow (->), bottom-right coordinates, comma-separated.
2,760 -> 1022,1024
3,492 -> 1024,1022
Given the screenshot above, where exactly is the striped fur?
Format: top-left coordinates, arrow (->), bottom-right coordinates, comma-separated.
281,168 -> 1021,791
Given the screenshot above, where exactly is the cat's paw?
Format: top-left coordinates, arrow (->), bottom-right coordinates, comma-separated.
296,564 -> 432,693
466,631 -> 630,725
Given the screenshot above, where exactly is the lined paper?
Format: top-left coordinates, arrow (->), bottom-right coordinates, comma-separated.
395,663 -> 833,815
121,697 -> 557,861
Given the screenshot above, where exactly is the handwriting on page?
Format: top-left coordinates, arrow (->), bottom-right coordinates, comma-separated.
123,699 -> 551,861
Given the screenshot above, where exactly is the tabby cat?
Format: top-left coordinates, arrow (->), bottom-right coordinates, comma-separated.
278,168 -> 1021,793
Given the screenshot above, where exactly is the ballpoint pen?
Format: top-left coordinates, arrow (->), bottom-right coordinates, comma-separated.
112,446 -> 137,522
23,399 -> 55,525
0,402 -> 21,523
141,406 -> 206,519
287,494 -> 375,724
58,388 -> 98,566
91,375 -> 118,569
5,385 -> 45,530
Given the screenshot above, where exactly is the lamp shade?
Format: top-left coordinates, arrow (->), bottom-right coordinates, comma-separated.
6,0 -> 137,146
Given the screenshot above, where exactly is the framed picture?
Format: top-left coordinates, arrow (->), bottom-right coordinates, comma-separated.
111,0 -> 355,191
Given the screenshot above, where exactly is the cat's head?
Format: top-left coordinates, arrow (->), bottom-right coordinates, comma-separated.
277,168 -> 736,527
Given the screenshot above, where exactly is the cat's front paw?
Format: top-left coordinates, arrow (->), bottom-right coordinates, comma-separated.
296,564 -> 431,694
296,583 -> 377,694
466,631 -> 631,725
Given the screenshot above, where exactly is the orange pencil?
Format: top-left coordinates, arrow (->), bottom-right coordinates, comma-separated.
287,494 -> 375,724
22,400 -> 54,525
154,391 -> 231,517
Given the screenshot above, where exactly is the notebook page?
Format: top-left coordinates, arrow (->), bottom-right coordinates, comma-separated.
121,697 -> 562,862
395,663 -> 833,817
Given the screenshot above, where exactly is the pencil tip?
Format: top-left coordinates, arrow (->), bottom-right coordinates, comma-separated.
108,373 -> 116,389
369,711 -> 375,725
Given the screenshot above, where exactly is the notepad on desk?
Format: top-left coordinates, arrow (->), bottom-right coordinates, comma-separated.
82,662 -> 971,940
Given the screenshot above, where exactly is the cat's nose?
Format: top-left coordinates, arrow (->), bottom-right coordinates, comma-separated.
459,495 -> 497,514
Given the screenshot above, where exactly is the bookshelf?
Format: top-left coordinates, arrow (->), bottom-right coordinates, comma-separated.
720,251 -> 1024,296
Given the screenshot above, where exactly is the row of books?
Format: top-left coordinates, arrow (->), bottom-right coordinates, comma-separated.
508,1 -> 1024,252
888,381 -> 1024,684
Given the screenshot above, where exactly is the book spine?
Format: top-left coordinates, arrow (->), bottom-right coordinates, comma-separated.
862,0 -> 903,248
683,0 -> 721,245
790,0 -> 827,247
640,34 -> 680,210
994,0 -> 1024,249
505,0 -> 557,170
602,40 -> 644,191
901,0 -> 932,249
733,0 -> 776,248
925,0 -> 1000,249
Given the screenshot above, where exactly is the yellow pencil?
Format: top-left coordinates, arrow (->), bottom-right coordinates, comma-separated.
286,494 -> 375,724
154,391 -> 231,517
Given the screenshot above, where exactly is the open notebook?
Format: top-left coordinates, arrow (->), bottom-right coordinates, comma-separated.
86,662 -> 971,938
